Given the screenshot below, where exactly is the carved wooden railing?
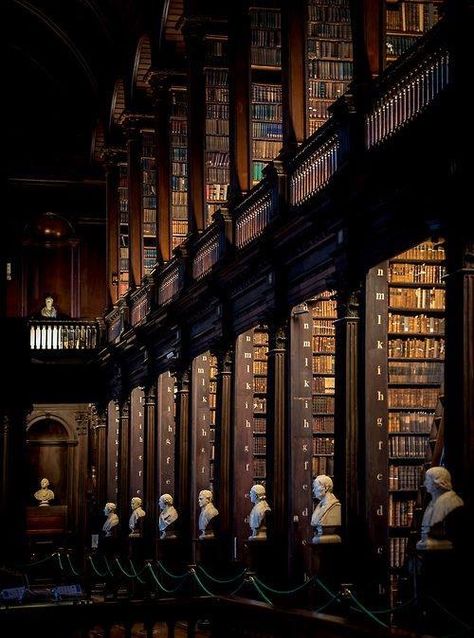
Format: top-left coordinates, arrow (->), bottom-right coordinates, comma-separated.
158,259 -> 184,306
289,122 -> 339,208
235,179 -> 275,249
130,284 -> 151,327
29,320 -> 101,351
192,210 -> 232,280
105,305 -> 124,343
366,24 -> 450,148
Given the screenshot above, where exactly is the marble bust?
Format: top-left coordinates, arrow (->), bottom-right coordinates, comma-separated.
311,475 -> 341,544
129,497 -> 146,537
41,295 -> 57,319
158,493 -> 178,539
34,478 -> 55,506
416,466 -> 464,551
102,502 -> 119,538
248,484 -> 271,541
198,489 -> 219,539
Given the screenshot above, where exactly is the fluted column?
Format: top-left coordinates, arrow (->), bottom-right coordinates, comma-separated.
334,286 -> 362,575
175,367 -> 192,551
118,400 -> 131,527
213,347 -> 234,542
144,383 -> 158,523
266,320 -> 290,578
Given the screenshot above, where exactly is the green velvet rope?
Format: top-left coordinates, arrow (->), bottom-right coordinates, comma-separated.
253,575 -> 315,595
197,564 -> 247,584
156,560 -> 188,580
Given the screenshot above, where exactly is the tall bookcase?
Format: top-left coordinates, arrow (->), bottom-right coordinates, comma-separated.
310,292 -> 336,478
169,87 -> 188,250
387,240 -> 446,604
306,0 -> 353,136
249,6 -> 283,185
204,37 -> 230,225
130,387 -> 145,498
118,162 -> 129,297
233,327 -> 269,557
141,131 -> 157,275
385,1 -> 441,64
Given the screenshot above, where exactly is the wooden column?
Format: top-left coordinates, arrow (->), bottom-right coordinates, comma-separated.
104,153 -> 120,305
157,372 -> 176,497
349,0 -> 384,82
0,409 -> 27,562
281,0 -> 306,151
94,407 -> 108,511
266,320 -> 290,579
175,367 -> 192,551
229,2 -> 251,197
444,238 -> 474,507
289,304 -> 314,577
184,21 -> 206,233
106,400 -> 120,504
144,383 -> 158,524
118,400 -> 131,528
363,265 -> 389,601
334,286 -> 362,579
213,346 -> 234,547
149,73 -> 171,262
126,122 -> 143,288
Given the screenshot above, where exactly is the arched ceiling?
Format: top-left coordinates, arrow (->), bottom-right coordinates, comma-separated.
7,0 -> 159,178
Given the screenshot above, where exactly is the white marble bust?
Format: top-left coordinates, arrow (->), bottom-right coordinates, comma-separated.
158,493 -> 178,539
41,296 -> 57,319
416,466 -> 464,551
34,478 -> 55,506
129,497 -> 146,537
311,475 -> 341,544
248,484 -> 271,541
198,489 -> 218,539
102,502 -> 119,537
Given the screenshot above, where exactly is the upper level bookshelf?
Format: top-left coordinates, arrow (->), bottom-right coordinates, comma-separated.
204,37 -> 230,225
310,292 -> 336,478
385,1 -> 442,64
249,6 -> 283,185
118,162 -> 129,298
141,130 -> 157,275
306,0 -> 353,136
169,87 -> 188,250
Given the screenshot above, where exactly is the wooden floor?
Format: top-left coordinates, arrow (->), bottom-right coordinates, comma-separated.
88,621 -> 211,637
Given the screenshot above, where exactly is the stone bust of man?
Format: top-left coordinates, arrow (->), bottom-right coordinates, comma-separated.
34,478 -> 55,506
248,484 -> 271,541
416,466 -> 464,551
158,493 -> 178,539
311,475 -> 341,544
198,489 -> 219,539
129,497 -> 146,537
41,295 -> 57,319
102,502 -> 119,538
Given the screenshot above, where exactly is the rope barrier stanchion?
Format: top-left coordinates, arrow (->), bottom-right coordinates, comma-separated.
88,555 -> 107,578
65,553 -> 80,577
55,552 -> 65,572
147,563 -> 186,594
114,558 -> 135,579
253,575 -> 315,596
427,596 -> 473,631
103,555 -> 114,577
156,560 -> 188,580
248,576 -> 274,606
349,593 -> 389,629
128,559 -> 146,585
197,564 -> 247,585
190,568 -> 217,597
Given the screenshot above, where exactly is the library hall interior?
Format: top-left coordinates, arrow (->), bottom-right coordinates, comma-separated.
3,1 -> 473,637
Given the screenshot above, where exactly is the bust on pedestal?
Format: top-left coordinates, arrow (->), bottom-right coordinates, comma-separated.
158,494 -> 178,539
129,497 -> 146,538
198,490 -> 218,539
248,484 -> 271,541
34,478 -> 55,507
311,475 -> 341,544
416,466 -> 464,551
